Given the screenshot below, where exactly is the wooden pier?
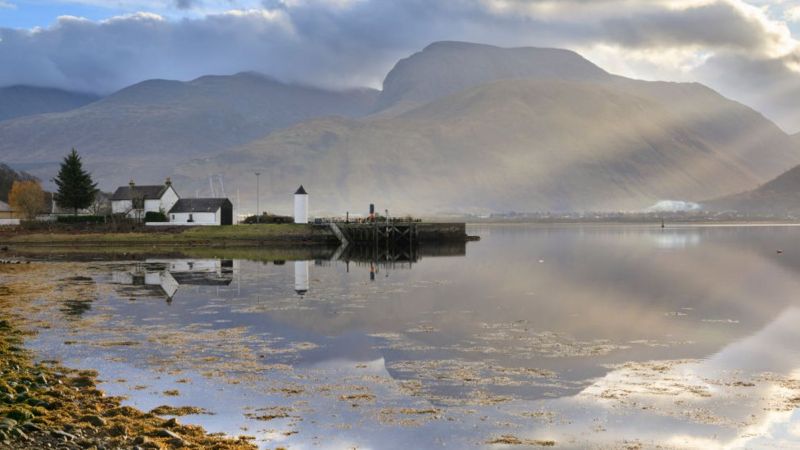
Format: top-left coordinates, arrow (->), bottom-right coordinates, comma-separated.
323,221 -> 466,246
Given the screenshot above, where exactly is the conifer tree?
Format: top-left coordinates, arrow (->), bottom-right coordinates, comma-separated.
53,149 -> 97,215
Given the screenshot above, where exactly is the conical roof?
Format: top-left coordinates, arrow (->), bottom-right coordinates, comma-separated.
295,185 -> 308,195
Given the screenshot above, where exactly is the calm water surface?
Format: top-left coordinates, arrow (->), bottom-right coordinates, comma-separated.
22,224 -> 800,448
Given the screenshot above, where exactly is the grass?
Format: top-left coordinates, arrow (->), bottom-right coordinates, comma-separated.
1,224 -> 334,245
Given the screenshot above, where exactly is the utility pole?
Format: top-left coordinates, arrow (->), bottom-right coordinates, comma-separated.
255,172 -> 261,223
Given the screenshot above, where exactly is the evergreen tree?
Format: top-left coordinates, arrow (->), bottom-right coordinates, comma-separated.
53,149 -> 97,215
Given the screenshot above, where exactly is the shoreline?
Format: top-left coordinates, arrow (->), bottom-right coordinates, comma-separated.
0,263 -> 258,450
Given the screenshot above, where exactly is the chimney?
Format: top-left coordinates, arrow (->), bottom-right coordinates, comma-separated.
165,177 -> 172,187
129,180 -> 135,190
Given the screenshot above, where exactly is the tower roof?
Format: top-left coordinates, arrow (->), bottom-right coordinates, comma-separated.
295,185 -> 308,195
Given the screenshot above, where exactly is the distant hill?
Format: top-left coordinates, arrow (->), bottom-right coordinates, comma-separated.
0,163 -> 37,202
0,73 -> 378,187
375,41 -> 612,115
0,86 -> 99,122
705,133 -> 800,214
184,75 -> 800,214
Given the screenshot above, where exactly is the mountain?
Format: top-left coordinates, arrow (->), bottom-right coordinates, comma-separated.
0,86 -> 99,122
705,133 -> 800,214
0,73 -> 378,186
2,42 -> 798,214
705,166 -> 800,215
184,73 -> 800,214
375,41 -> 612,114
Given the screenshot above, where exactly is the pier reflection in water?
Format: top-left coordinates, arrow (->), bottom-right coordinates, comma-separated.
19,225 -> 800,449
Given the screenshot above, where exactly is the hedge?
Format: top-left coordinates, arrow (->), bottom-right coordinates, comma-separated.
56,215 -> 106,224
144,211 -> 168,223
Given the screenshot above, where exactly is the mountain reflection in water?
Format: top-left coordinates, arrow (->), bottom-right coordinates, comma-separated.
21,225 -> 800,449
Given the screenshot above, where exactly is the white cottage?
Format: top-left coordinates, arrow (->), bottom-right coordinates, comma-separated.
168,198 -> 233,226
111,179 -> 179,218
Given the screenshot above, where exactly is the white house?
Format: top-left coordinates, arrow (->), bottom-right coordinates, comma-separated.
168,198 -> 233,226
111,179 -> 179,218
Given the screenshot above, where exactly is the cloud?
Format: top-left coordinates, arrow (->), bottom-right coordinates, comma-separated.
0,0 -> 16,9
174,0 -> 195,10
0,0 -> 798,131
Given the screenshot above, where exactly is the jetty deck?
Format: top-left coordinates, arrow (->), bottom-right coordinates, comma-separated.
321,221 -> 467,246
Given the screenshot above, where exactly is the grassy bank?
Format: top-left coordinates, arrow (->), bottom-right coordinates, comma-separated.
0,224 -> 336,247
0,263 -> 258,450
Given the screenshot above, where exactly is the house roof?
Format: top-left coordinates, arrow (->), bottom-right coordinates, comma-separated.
111,185 -> 170,201
169,198 -> 231,214
0,200 -> 10,212
295,185 -> 308,195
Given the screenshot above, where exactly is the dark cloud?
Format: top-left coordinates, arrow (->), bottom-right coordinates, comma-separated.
174,0 -> 196,10
0,0 -> 797,131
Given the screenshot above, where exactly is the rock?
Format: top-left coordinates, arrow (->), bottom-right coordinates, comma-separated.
163,417 -> 178,428
21,422 -> 43,433
152,428 -> 182,439
36,374 -> 48,386
167,437 -> 187,447
107,423 -> 128,437
0,418 -> 17,430
10,427 -> 28,440
51,429 -> 77,441
81,415 -> 106,427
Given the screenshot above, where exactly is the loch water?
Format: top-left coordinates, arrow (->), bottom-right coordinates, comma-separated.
20,224 -> 800,449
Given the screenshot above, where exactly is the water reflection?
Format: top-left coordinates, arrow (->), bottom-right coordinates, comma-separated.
111,259 -> 235,301
20,225 -> 800,448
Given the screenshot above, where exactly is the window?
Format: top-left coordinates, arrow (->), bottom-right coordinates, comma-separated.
171,215 -> 175,220
188,214 -> 194,223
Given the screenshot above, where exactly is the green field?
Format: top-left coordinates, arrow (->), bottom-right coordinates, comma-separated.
0,224 -> 335,246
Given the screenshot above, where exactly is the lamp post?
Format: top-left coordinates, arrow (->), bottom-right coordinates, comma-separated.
255,172 -> 261,223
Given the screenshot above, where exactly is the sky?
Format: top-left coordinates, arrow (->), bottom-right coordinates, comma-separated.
0,0 -> 799,133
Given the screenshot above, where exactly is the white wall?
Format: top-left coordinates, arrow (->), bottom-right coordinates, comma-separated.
169,209 -> 220,226
160,186 -> 179,213
143,199 -> 161,213
112,200 -> 132,215
294,194 -> 308,224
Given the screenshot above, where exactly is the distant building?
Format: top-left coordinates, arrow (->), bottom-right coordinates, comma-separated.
168,198 -> 233,226
0,200 -> 20,225
111,179 -> 179,219
0,200 -> 14,219
294,185 -> 308,224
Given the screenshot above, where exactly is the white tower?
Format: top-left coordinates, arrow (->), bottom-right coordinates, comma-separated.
294,260 -> 309,296
294,185 -> 308,224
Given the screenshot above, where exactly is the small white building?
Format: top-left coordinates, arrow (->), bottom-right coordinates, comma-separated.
294,185 -> 308,224
168,198 -> 233,226
111,179 -> 179,218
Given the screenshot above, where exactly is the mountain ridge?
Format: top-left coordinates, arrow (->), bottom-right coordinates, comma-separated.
0,86 -> 100,122
0,72 -> 379,186
184,75 -> 799,214
0,41 -> 797,214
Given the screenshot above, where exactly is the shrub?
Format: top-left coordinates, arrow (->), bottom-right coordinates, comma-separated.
56,215 -> 106,224
242,213 -> 294,224
144,211 -> 168,223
